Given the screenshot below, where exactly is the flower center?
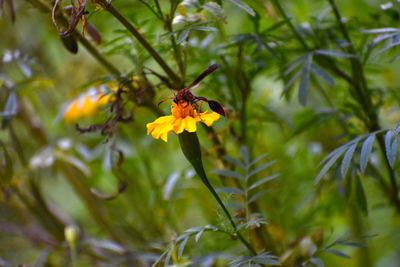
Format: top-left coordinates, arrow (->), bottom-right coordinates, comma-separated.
172,101 -> 197,118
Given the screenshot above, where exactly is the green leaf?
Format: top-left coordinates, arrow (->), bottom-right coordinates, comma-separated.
315,146 -> 348,184
249,153 -> 268,166
152,248 -> 169,267
226,0 -> 255,16
163,171 -> 180,201
216,186 -> 245,196
192,26 -> 218,32
341,143 -> 357,178
240,146 -> 250,164
282,69 -> 302,97
298,53 -> 313,106
178,236 -> 189,259
211,169 -> 244,180
323,248 -> 351,259
385,130 -> 396,168
360,134 -> 375,173
311,64 -> 334,87
361,28 -> 399,34
177,28 -> 190,44
336,241 -> 366,247
248,190 -> 268,203
309,257 -> 324,267
355,176 -> 368,216
195,228 -> 204,242
222,155 -> 246,169
164,247 -> 173,267
203,2 -> 226,22
1,92 -> 18,117
248,174 -> 279,191
315,50 -> 357,58
253,257 -> 280,265
248,161 -> 276,177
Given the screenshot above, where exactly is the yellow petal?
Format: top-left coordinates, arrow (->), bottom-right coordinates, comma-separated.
146,115 -> 175,142
173,118 -> 185,134
199,111 -> 220,126
183,116 -> 197,132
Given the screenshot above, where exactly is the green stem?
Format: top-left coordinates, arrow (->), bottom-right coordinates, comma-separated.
271,0 -> 309,50
95,0 -> 182,88
178,131 -> 257,255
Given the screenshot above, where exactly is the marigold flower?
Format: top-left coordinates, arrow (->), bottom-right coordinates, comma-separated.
146,101 -> 220,142
63,87 -> 112,122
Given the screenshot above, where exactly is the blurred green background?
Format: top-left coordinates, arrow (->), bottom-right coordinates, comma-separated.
1,0 -> 400,266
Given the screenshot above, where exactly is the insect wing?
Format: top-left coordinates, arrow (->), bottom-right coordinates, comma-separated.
186,64 -> 219,90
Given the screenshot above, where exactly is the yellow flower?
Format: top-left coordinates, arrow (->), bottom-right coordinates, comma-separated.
63,77 -> 141,123
63,87 -> 112,122
146,102 -> 220,142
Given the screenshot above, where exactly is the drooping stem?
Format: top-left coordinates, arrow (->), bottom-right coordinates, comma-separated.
178,131 -> 257,255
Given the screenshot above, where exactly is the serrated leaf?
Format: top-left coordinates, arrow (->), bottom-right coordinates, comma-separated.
311,64 -> 335,87
177,28 -> 190,43
249,153 -> 268,166
248,161 -> 276,177
211,169 -> 244,180
248,190 -> 268,203
240,146 -> 249,164
226,0 -> 255,16
356,176 -> 368,216
323,248 -> 351,259
178,236 -> 189,259
316,50 -> 357,58
216,186 -> 245,195
222,155 -> 246,169
341,143 -> 357,178
360,134 -> 375,173
298,53 -> 313,106
315,146 -> 347,184
248,174 -> 279,191
203,2 -> 226,22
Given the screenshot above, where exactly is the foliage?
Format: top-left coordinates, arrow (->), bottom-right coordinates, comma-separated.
1,0 -> 400,266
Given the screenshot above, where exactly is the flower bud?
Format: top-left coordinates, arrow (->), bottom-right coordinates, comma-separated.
64,225 -> 79,247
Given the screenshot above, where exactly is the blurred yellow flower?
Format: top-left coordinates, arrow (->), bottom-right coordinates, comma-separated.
63,87 -> 112,122
146,101 -> 220,142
